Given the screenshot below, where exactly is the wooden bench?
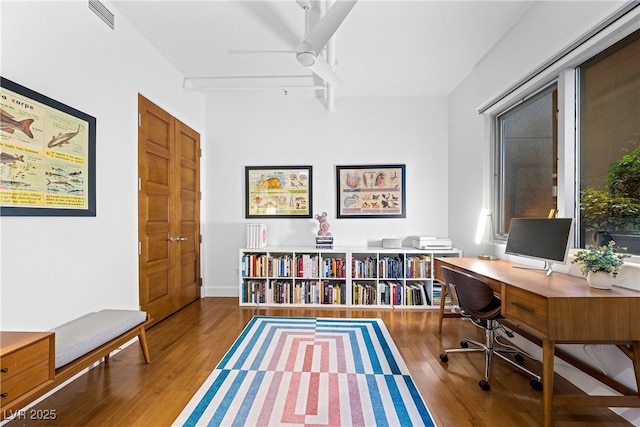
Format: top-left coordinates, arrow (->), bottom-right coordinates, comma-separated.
0,309 -> 151,419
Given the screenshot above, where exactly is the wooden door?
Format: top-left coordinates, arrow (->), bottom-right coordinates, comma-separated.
138,95 -> 200,325
175,119 -> 201,308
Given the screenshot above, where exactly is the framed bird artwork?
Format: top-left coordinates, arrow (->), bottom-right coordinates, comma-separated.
336,164 -> 405,219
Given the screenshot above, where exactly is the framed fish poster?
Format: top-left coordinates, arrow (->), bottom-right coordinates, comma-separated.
245,166 -> 312,218
0,77 -> 96,216
336,164 -> 406,218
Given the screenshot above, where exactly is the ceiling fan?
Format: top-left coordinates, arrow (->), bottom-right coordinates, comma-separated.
229,0 -> 358,87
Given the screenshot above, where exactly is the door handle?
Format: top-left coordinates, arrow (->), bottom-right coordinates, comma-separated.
168,237 -> 188,242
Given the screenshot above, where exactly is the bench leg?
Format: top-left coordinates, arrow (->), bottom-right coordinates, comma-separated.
104,354 -> 110,365
138,327 -> 151,363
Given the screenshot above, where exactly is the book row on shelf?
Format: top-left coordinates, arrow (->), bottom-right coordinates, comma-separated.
405,255 -> 432,278
242,253 -> 433,280
351,255 -> 432,279
432,282 -> 453,306
351,256 -> 377,279
242,279 -> 433,307
353,281 -> 431,306
241,253 -> 347,278
386,281 -> 430,306
241,254 -> 291,278
378,256 -> 403,279
323,258 -> 346,278
242,280 -> 346,305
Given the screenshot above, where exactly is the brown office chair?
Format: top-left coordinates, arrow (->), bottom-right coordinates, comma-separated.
438,266 -> 543,391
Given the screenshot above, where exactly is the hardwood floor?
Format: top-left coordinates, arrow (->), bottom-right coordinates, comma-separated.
6,297 -> 633,426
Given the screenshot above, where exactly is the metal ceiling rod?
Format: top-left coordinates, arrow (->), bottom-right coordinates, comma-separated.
325,0 -> 336,112
182,84 -> 326,92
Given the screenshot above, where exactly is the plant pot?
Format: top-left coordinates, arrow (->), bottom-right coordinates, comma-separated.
586,272 -> 614,289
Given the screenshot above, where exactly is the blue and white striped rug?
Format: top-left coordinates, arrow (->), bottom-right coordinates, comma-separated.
173,316 -> 436,426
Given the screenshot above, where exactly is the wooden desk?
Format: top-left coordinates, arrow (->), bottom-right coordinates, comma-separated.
434,257 -> 640,427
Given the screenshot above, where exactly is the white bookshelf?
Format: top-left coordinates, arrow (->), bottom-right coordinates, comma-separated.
239,246 -> 461,308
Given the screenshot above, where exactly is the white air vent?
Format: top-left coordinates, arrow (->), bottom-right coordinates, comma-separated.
89,0 -> 114,30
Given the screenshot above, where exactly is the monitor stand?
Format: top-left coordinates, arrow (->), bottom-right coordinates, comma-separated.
512,261 -> 554,276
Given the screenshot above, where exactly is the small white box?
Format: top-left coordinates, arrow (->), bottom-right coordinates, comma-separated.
382,238 -> 402,249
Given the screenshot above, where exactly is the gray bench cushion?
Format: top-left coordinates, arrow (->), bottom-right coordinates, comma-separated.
52,309 -> 147,369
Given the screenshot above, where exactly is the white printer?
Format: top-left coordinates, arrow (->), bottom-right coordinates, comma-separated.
410,236 -> 452,250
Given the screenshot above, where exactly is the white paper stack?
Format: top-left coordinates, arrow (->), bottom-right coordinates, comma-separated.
246,223 -> 267,248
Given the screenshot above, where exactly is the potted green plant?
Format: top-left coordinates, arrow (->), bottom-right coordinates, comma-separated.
571,240 -> 628,289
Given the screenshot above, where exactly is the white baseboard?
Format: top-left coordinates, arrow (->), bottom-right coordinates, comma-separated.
201,285 -> 238,297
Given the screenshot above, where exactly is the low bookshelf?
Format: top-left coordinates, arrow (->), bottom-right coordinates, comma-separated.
239,246 -> 461,308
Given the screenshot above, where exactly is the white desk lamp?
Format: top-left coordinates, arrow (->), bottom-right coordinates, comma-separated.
475,208 -> 496,260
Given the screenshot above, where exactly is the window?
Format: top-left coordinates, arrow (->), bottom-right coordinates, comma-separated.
578,30 -> 640,255
496,85 -> 558,236
493,28 -> 640,256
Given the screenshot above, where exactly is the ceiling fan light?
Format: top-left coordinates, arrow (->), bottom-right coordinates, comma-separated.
296,51 -> 316,67
296,0 -> 314,11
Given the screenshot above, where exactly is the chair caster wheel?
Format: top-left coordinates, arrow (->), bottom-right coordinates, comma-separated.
460,341 -> 469,348
515,353 -> 525,364
531,379 -> 543,391
479,380 -> 491,391
439,354 -> 449,363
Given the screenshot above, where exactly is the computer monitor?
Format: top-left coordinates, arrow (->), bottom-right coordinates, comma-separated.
505,218 -> 574,275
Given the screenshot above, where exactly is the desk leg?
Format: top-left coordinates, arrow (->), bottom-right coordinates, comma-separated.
633,341 -> 640,395
543,339 -> 555,427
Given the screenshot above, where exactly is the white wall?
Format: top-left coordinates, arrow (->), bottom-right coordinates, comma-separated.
202,93 -> 449,296
0,1 -> 205,330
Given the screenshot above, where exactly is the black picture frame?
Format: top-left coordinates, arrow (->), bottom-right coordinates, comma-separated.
0,77 -> 96,216
336,164 -> 406,218
245,165 -> 312,218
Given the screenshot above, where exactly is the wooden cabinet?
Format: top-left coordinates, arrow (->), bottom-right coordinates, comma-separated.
239,246 -> 462,308
1,332 -> 54,414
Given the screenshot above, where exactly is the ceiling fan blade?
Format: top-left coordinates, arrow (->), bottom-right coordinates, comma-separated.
308,58 -> 342,87
228,49 -> 295,54
303,0 -> 357,52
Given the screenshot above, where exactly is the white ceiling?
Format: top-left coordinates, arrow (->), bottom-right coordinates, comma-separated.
111,0 -> 534,97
